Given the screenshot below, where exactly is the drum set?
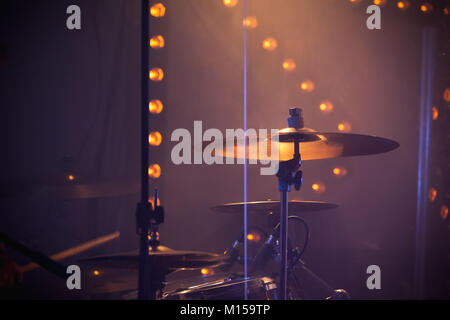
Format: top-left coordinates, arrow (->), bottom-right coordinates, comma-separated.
0,108 -> 399,300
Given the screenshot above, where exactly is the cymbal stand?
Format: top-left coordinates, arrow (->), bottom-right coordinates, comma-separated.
276,108 -> 304,300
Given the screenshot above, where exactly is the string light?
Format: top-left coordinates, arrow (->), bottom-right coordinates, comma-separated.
300,80 -> 315,92
440,205 -> 448,220
148,131 -> 162,146
333,167 -> 348,177
428,187 -> 437,202
432,106 -> 438,120
373,0 -> 387,7
243,16 -> 258,29
149,99 -> 163,114
443,88 -> 450,102
150,35 -> 165,49
148,164 -> 161,178
150,3 -> 166,18
262,38 -> 278,51
282,59 -> 296,72
397,0 -> 410,10
149,68 -> 164,81
420,2 -> 433,14
92,270 -> 100,276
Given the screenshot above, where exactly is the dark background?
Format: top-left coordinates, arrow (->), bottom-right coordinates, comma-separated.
0,0 -> 448,299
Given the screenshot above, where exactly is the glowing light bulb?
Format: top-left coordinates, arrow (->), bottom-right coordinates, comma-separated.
440,205 -> 448,220
148,132 -> 162,146
247,234 -> 255,241
150,3 -> 166,18
149,99 -> 163,114
93,270 -> 100,276
149,68 -> 164,82
432,106 -> 438,120
300,80 -> 315,92
397,1 -> 410,10
150,35 -> 165,49
223,0 -> 238,8
373,0 -> 386,6
148,164 -> 161,178
443,88 -> 450,102
262,38 -> 277,51
282,59 -> 296,72
338,122 -> 351,132
243,16 -> 258,29
420,3 -> 433,13
319,100 -> 333,113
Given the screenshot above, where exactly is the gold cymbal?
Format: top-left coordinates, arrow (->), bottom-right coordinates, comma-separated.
211,200 -> 338,215
215,128 -> 399,161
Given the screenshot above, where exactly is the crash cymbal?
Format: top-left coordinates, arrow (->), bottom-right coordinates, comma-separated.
79,246 -> 229,272
214,128 -> 399,161
0,175 -> 139,200
211,200 -> 338,215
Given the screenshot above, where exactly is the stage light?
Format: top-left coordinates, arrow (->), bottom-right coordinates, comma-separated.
397,1 -> 410,10
148,164 -> 161,178
440,205 -> 448,220
432,106 -> 438,120
333,167 -> 348,177
223,0 -> 238,8
150,3 -> 166,18
420,3 -> 433,13
262,38 -> 277,51
300,80 -> 315,92
150,35 -> 165,49
243,16 -> 258,29
149,68 -> 164,82
338,122 -> 351,132
312,182 -> 326,194
149,131 -> 162,146
373,0 -> 387,7
282,59 -> 296,72
149,99 -> 163,114
444,88 -> 450,102
428,187 -> 437,202
319,100 -> 333,113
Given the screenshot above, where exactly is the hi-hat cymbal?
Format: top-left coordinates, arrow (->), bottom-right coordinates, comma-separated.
213,128 -> 399,161
211,200 -> 338,215
79,246 -> 228,271
0,175 -> 139,200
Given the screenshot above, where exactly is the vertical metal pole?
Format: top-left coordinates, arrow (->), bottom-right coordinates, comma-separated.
414,27 -> 435,300
280,190 -> 288,300
138,0 -> 150,300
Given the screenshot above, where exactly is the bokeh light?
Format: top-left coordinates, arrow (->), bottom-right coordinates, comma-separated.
282,59 -> 296,72
312,182 -> 326,194
443,88 -> 450,102
150,35 -> 165,49
432,106 -> 438,120
149,99 -> 163,114
262,38 -> 278,51
223,0 -> 238,8
300,80 -> 315,92
338,122 -> 352,132
428,187 -> 437,202
319,100 -> 333,113
440,205 -> 448,220
397,0 -> 410,10
148,131 -> 162,146
243,16 -> 258,29
420,3 -> 433,13
373,0 -> 387,7
333,167 -> 348,177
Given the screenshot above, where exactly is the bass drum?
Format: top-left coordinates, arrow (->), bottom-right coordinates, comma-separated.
162,276 -> 278,300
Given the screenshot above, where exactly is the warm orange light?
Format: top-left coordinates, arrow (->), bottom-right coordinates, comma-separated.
312,183 -> 326,194
150,3 -> 166,18
149,68 -> 164,82
397,1 -> 410,10
149,99 -> 163,114
440,205 -> 449,220
223,0 -> 238,8
149,131 -> 162,146
373,0 -> 387,6
262,38 -> 277,51
150,35 -> 165,49
333,167 -> 348,177
300,80 -> 315,92
66,174 -> 76,182
444,88 -> 450,102
247,234 -> 255,241
349,0 -> 361,3
243,16 -> 258,29
319,100 -> 333,113
93,270 -> 100,276
444,7 -> 450,15
432,106 -> 438,120
148,164 -> 161,178
420,3 -> 433,13
282,59 -> 296,72
428,187 -> 437,202
148,197 -> 161,209
338,122 -> 351,132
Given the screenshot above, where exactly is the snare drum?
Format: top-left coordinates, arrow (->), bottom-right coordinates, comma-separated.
162,276 -> 278,300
